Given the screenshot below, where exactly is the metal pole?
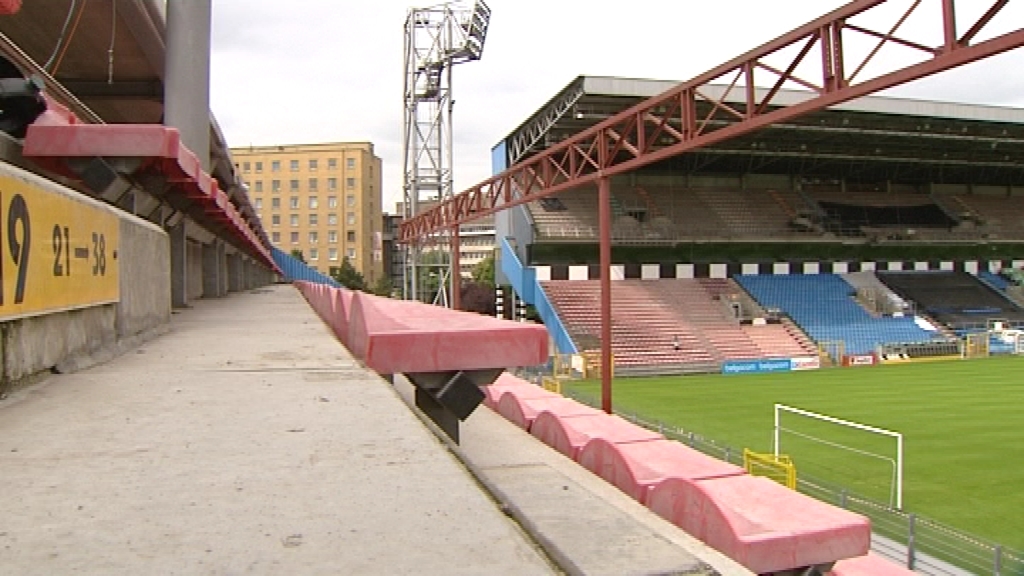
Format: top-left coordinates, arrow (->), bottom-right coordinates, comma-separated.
598,177 -> 612,414
451,225 -> 461,310
907,513 -> 916,570
165,0 -> 212,171
774,403 -> 781,458
995,545 -> 1003,576
495,286 -> 503,319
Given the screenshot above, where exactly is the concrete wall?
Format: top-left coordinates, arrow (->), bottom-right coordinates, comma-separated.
187,240 -> 204,300
0,162 -> 172,391
116,215 -> 171,339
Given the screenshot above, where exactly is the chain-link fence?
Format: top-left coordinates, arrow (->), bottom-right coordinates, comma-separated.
564,389 -> 1024,576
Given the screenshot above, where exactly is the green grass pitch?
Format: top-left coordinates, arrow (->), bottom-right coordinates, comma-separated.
565,356 -> 1024,548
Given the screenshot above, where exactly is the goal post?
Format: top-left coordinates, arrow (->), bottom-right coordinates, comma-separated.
774,403 -> 904,510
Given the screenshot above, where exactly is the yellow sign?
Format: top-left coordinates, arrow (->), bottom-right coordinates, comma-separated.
0,174 -> 119,320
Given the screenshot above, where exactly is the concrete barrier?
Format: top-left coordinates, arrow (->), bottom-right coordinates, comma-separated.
648,474 -> 871,574
577,438 -> 746,504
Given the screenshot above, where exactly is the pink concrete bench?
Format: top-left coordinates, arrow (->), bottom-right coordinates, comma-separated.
481,372 -> 538,409
530,413 -> 663,460
345,290 -> 548,374
484,381 -> 557,410
495,395 -> 601,430
23,122 -> 272,267
648,474 -> 871,574
828,553 -> 915,576
577,438 -> 745,504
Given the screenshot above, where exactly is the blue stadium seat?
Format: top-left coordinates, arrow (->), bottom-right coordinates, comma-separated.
734,274 -> 940,355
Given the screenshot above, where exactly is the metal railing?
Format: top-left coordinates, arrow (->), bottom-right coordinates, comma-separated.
563,389 -> 1024,575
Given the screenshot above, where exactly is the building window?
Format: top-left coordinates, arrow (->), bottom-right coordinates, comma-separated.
290,196 -> 299,209
309,159 -> 318,171
346,194 -> 356,207
346,248 -> 356,259
347,230 -> 356,243
327,214 -> 337,226
271,214 -> 280,227
243,161 -> 251,172
329,248 -> 338,261
290,159 -> 299,172
346,177 -> 356,189
271,232 -> 280,243
255,161 -> 263,173
346,157 -> 355,169
327,195 -> 337,208
290,214 -> 299,227
290,232 -> 299,244
328,230 -> 338,243
328,158 -> 338,170
290,179 -> 299,192
254,198 -> 262,209
309,231 -> 318,244
327,178 -> 337,191
272,180 -> 281,193
308,178 -> 318,191
309,248 -> 319,260
271,197 -> 280,209
254,181 -> 263,193
271,160 -> 281,172
309,214 -> 318,226
346,212 -> 356,225
308,196 -> 318,209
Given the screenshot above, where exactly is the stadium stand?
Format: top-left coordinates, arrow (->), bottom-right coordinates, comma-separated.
735,274 -> 944,355
541,279 -> 815,373
877,271 -> 1024,329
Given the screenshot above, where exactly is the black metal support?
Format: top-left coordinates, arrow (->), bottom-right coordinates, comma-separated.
405,368 -> 503,443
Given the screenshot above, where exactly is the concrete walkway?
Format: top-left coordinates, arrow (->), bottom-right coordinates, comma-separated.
0,285 -> 750,575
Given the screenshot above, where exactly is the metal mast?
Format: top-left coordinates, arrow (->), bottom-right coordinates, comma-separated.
402,1 -> 490,304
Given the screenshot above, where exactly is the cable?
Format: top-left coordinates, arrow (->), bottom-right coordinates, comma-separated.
50,0 -> 88,76
42,0 -> 77,71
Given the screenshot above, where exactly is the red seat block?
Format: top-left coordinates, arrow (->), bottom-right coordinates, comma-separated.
577,438 -> 745,504
328,288 -> 354,346
347,292 -> 549,374
828,553 -> 915,576
496,395 -> 600,431
483,377 -> 557,411
530,413 -> 663,460
648,475 -> 871,574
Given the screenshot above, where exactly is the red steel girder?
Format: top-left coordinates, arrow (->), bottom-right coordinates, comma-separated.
399,0 -> 1024,243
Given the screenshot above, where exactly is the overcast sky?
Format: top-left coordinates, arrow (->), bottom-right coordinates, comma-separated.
209,0 -> 1024,213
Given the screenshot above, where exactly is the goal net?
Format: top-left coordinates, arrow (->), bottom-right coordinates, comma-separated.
774,403 -> 903,510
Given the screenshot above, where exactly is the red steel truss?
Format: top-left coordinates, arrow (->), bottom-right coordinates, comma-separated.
399,0 -> 1024,243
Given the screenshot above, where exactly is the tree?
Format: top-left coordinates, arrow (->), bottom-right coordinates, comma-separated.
459,282 -> 496,316
471,253 -> 495,287
371,275 -> 394,298
290,249 -> 306,263
330,257 -> 366,291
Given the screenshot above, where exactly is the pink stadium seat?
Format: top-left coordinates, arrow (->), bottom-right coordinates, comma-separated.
530,412 -> 663,460
828,553 -> 916,576
495,395 -> 601,430
648,474 -> 870,574
328,288 -> 353,346
481,372 -> 551,409
576,438 -> 745,504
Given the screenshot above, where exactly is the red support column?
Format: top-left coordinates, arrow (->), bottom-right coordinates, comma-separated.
598,177 -> 613,414
942,0 -> 958,52
451,226 -> 461,310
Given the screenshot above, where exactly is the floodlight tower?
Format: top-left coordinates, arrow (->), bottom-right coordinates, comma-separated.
402,1 -> 490,305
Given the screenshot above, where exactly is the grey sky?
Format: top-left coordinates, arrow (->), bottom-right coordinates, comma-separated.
209,1 -> 1024,213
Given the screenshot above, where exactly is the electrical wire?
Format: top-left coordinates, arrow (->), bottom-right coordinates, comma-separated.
50,0 -> 89,76
42,0 -> 77,71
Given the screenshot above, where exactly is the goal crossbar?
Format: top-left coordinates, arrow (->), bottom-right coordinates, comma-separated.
774,403 -> 903,510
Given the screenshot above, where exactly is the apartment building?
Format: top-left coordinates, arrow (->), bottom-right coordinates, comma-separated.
232,142 -> 383,284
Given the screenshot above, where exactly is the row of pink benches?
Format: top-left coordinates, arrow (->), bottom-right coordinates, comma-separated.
22,96 -> 274,269
486,373 -> 912,576
294,281 -> 548,375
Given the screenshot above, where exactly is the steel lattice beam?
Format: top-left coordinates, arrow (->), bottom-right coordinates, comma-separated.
400,0 -> 1024,243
